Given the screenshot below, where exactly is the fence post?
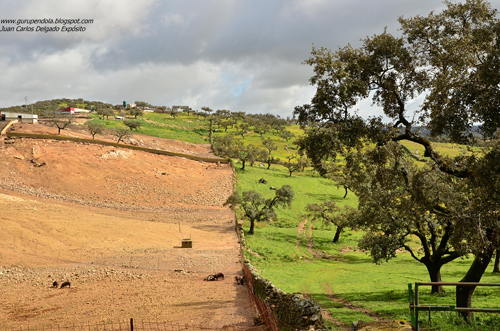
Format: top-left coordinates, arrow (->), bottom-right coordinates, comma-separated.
130,318 -> 134,331
408,283 -> 416,329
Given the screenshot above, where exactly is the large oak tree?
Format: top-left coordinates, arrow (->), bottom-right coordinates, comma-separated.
224,185 -> 294,235
294,0 -> 500,315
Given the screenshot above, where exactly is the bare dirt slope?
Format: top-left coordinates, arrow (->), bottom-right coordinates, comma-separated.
0,122 -> 254,329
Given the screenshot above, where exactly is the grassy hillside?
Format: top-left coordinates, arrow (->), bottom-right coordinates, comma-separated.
88,112 -> 210,144
236,166 -> 500,330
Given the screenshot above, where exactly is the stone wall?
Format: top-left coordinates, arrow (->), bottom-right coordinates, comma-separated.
245,262 -> 326,331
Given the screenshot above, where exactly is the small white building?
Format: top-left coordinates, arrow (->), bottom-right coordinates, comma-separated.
54,107 -> 90,115
0,111 -> 38,124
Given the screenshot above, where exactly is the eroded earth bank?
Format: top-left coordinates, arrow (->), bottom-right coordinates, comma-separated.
0,123 -> 254,329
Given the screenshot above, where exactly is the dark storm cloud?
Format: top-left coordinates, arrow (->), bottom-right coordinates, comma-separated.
1,0 -> 499,117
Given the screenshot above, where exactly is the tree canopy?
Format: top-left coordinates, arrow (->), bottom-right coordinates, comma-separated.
224,185 -> 294,235
85,120 -> 105,139
48,114 -> 73,135
213,134 -> 267,170
294,0 -> 500,311
123,119 -> 142,131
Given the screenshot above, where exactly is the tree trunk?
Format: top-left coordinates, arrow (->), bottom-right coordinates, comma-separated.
209,119 -> 213,144
332,226 -> 343,243
424,262 -> 445,294
241,159 -> 246,170
343,186 -> 348,199
248,219 -> 255,235
456,247 -> 495,321
493,248 -> 500,273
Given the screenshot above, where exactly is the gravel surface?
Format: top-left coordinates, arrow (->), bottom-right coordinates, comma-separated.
0,122 -> 255,330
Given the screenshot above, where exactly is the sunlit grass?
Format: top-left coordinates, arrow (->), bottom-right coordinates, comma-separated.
235,165 -> 500,330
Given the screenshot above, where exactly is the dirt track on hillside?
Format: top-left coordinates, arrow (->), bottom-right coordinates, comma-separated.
0,122 -> 257,329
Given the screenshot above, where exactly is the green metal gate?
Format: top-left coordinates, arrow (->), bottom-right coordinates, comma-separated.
408,282 -> 500,331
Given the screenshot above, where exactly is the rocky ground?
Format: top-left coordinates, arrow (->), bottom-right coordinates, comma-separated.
0,122 -> 257,329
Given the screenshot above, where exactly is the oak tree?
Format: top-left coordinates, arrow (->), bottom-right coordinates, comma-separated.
129,107 -> 144,119
113,128 -> 132,143
305,201 -> 354,244
123,119 -> 142,131
224,185 -> 294,235
85,120 -> 105,139
295,0 -> 500,313
262,137 -> 278,169
49,114 -> 73,135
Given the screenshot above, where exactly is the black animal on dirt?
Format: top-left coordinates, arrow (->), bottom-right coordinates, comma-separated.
204,272 -> 224,281
60,281 -> 71,288
214,272 -> 224,280
235,275 -> 245,285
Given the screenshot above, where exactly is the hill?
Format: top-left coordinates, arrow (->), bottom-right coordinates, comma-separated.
0,122 -> 255,329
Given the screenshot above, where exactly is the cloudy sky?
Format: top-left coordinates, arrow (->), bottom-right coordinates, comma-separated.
1,0 -> 499,119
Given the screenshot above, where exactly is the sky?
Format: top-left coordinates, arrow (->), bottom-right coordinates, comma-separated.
1,0 -> 499,119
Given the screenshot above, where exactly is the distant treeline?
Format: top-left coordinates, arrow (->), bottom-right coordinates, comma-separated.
0,98 -> 114,115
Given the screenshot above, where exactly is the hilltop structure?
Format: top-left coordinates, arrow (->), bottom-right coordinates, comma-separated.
0,111 -> 38,124
54,107 -> 90,115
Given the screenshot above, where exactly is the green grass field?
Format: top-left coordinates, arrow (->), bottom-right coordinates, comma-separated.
234,164 -> 500,330
89,112 -> 211,144
86,111 -> 500,330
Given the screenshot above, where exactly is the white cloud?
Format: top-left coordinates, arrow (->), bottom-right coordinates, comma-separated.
1,0 -> 499,119
162,13 -> 190,27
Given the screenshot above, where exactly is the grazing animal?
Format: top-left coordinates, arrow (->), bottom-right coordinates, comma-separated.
60,281 -> 71,289
214,272 -> 224,280
270,186 -> 276,190
51,281 -> 59,288
235,275 -> 246,285
205,273 -> 224,281
258,178 -> 267,184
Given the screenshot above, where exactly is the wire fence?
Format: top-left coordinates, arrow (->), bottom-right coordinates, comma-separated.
236,220 -> 280,331
243,263 -> 280,331
0,319 -> 252,331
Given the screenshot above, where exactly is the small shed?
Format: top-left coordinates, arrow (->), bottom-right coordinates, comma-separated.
0,111 -> 38,124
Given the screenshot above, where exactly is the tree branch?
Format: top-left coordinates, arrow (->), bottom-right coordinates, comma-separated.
403,244 -> 423,263
393,132 -> 473,178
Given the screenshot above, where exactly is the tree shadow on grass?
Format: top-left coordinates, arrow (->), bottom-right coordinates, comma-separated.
329,253 -> 372,264
311,290 -> 410,319
245,229 -> 297,250
340,290 -> 409,304
307,292 -> 388,324
305,192 -> 344,201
